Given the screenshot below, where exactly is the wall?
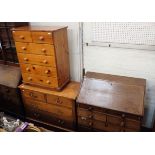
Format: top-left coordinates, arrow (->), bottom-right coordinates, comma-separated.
83,23 -> 155,128
30,22 -> 82,82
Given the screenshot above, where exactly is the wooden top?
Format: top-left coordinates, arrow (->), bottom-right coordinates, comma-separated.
19,81 -> 80,100
11,26 -> 67,32
77,72 -> 146,116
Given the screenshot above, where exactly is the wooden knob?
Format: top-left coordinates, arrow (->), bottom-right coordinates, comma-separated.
89,122 -> 93,126
121,114 -> 125,118
19,35 -> 24,39
45,70 -> 50,74
26,67 -> 30,71
46,80 -> 51,84
88,115 -> 93,119
24,58 -> 28,61
120,121 -> 125,127
43,60 -> 48,64
21,46 -> 26,50
39,36 -> 44,40
28,77 -> 32,81
41,48 -> 46,53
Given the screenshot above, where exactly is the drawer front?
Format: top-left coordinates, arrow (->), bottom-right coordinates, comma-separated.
25,106 -> 73,129
47,94 -> 73,108
31,31 -> 53,44
18,53 -> 56,67
20,64 -> 57,77
21,89 -> 46,102
22,73 -> 59,88
29,43 -> 55,56
24,98 -> 73,121
107,114 -> 123,126
12,31 -> 32,42
125,119 -> 141,130
78,116 -> 93,128
78,108 -> 92,117
15,42 -> 30,53
93,111 -> 107,122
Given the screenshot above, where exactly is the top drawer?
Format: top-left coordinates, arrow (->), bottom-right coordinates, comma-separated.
12,31 -> 32,42
31,31 -> 53,44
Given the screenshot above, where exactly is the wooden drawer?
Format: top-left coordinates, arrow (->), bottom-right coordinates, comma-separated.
31,31 -> 53,44
22,73 -> 58,88
15,42 -> 30,53
18,53 -> 56,67
20,64 -> 57,77
12,31 -> 32,42
25,106 -> 74,129
78,108 -> 92,117
93,111 -> 106,122
24,98 -> 73,121
125,118 -> 141,130
107,114 -> 123,126
29,43 -> 55,56
21,89 -> 46,102
46,94 -> 73,108
78,116 -> 93,128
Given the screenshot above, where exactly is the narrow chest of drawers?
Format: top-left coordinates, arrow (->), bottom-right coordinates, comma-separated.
19,82 -> 80,130
12,26 -> 70,91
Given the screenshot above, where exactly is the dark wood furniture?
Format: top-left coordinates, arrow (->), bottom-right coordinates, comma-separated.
0,22 -> 28,65
19,82 -> 80,131
12,26 -> 70,90
0,64 -> 24,117
76,72 -> 146,132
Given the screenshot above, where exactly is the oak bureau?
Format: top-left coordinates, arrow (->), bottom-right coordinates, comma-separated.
77,72 -> 146,132
12,26 -> 70,90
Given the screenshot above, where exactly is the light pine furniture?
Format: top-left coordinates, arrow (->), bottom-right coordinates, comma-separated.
19,82 -> 80,131
12,26 -> 70,90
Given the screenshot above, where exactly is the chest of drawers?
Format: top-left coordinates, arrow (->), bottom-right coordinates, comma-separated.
19,82 -> 80,130
76,72 -> 146,132
12,26 -> 70,91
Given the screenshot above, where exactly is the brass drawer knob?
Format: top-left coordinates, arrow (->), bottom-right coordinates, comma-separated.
28,77 -> 32,81
19,35 -> 24,39
26,67 -> 30,71
46,80 -> 51,84
120,121 -> 125,127
22,46 -> 26,50
43,60 -> 48,64
39,36 -> 44,40
45,70 -> 50,74
41,48 -> 46,53
24,58 -> 28,61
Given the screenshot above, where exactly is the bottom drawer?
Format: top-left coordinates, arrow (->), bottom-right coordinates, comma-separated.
25,106 -> 74,129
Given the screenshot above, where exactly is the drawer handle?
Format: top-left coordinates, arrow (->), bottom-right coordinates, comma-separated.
26,67 -> 30,71
29,92 -> 37,98
43,60 -> 48,64
41,48 -> 46,53
39,36 -> 44,40
24,58 -> 28,61
56,98 -> 62,104
120,121 -> 125,127
86,107 -> 92,111
19,35 -> 24,39
121,114 -> 125,118
34,113 -> 40,118
46,80 -> 51,84
21,46 -> 26,50
88,115 -> 93,119
81,116 -> 87,120
28,77 -> 32,81
45,70 -> 50,74
89,122 -> 93,127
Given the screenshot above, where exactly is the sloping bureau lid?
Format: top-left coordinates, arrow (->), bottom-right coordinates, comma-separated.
77,72 -> 146,116
0,64 -> 21,88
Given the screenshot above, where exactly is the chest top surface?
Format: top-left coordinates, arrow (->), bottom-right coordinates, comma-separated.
11,26 -> 67,32
77,72 -> 146,116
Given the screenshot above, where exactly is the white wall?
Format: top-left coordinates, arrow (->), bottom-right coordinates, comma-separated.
30,22 -> 82,82
83,23 -> 155,128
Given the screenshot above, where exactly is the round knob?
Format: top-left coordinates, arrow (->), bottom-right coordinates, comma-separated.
121,114 -> 125,118
88,107 -> 92,111
45,70 -> 50,74
88,115 -> 93,119
89,122 -> 93,127
21,46 -> 26,50
41,48 -> 46,53
19,35 -> 24,39
46,80 -> 51,84
28,77 -> 32,81
43,60 -> 48,64
120,121 -> 125,127
24,58 -> 28,61
39,36 -> 44,40
26,67 -> 30,71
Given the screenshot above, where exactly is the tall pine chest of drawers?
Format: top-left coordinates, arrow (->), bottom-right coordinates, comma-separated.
12,26 -> 70,90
